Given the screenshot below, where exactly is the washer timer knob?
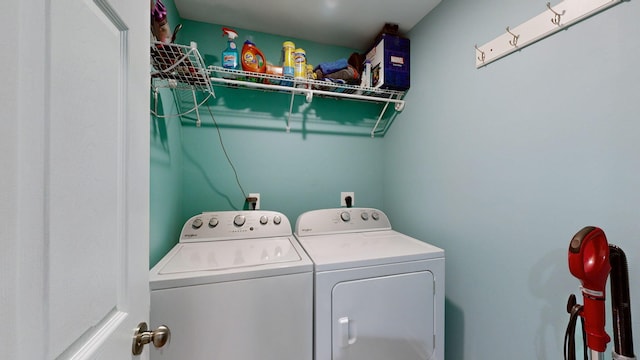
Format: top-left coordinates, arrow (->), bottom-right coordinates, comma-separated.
233,215 -> 246,227
260,216 -> 268,225
209,218 -> 219,228
192,218 -> 203,229
273,215 -> 282,225
371,212 -> 380,221
340,211 -> 351,222
361,212 -> 369,221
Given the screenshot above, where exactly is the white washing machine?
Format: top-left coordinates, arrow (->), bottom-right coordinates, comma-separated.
149,210 -> 313,360
295,208 -> 445,360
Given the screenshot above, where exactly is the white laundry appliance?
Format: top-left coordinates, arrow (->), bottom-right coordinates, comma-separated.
149,210 -> 313,360
295,207 -> 445,360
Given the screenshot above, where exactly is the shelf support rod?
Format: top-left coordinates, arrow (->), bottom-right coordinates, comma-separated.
191,89 -> 201,127
371,101 -> 391,138
286,91 -> 295,133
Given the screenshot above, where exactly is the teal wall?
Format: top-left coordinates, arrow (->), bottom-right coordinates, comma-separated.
177,19 -> 387,225
150,89 -> 184,267
383,0 -> 640,359
150,3 -> 388,266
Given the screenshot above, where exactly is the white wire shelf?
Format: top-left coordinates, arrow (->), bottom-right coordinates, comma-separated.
208,66 -> 406,137
208,66 -> 405,104
150,41 -> 406,137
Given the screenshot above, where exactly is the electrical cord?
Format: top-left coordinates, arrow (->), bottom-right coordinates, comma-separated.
565,294 -> 588,360
149,91 -> 214,118
151,87 -> 248,206
205,103 -> 248,201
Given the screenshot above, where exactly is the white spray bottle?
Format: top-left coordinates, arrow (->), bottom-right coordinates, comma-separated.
221,27 -> 239,70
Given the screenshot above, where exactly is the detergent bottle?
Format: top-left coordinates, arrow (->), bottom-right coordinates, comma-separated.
293,48 -> 307,80
221,27 -> 239,69
241,40 -> 267,73
281,41 -> 295,78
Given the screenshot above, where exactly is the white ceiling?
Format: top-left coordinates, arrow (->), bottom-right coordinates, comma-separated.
174,0 -> 442,50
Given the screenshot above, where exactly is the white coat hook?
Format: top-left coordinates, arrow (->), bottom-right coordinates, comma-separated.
546,2 -> 565,26
475,44 -> 485,62
506,26 -> 520,47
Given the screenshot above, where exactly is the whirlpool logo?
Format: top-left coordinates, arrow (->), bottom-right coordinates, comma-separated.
299,228 -> 313,233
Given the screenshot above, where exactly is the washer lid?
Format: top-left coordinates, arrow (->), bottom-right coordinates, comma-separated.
160,237 -> 302,274
297,230 -> 444,272
150,236 -> 313,290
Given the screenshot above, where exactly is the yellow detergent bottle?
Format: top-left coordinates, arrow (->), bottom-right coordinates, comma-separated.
294,48 -> 307,80
281,41 -> 295,78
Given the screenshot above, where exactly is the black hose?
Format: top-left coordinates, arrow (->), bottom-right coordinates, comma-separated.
609,244 -> 635,358
565,294 -> 588,360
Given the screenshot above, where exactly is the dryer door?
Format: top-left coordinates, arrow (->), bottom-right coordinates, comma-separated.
331,271 -> 435,360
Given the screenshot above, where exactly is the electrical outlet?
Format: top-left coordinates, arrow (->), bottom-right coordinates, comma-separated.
340,192 -> 354,207
248,193 -> 260,210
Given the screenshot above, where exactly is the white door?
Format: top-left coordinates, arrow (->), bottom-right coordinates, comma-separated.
1,0 -> 150,359
332,272 -> 435,360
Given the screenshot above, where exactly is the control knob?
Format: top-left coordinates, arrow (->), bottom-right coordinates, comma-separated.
192,218 -> 203,229
341,211 -> 351,222
233,215 -> 246,227
260,216 -> 268,225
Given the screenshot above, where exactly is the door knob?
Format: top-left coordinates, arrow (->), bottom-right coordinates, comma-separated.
132,322 -> 171,355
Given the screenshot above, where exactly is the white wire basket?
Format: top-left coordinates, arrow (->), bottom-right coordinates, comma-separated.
150,41 -> 214,95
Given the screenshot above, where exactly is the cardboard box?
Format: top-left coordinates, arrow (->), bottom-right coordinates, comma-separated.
365,34 -> 410,91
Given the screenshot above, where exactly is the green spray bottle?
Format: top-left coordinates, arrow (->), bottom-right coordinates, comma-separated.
221,27 -> 239,69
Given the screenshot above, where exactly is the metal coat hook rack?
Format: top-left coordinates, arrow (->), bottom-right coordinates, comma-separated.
474,0 -> 624,68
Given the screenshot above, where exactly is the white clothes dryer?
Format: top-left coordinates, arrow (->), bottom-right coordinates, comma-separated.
295,208 -> 445,360
150,210 -> 313,360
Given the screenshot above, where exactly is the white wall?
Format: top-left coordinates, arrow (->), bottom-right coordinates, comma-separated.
384,0 -> 640,358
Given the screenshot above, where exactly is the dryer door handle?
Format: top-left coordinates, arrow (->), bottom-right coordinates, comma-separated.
338,317 -> 357,347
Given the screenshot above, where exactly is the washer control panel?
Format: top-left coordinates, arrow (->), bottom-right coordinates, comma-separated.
295,208 -> 392,237
180,210 -> 290,242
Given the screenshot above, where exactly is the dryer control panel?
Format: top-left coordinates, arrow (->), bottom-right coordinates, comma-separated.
180,210 -> 291,242
295,208 -> 392,237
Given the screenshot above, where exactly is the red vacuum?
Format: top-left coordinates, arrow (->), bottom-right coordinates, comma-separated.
565,226 -> 636,360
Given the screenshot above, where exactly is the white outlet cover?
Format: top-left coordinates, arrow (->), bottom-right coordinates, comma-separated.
248,193 -> 260,210
340,192 -> 354,207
